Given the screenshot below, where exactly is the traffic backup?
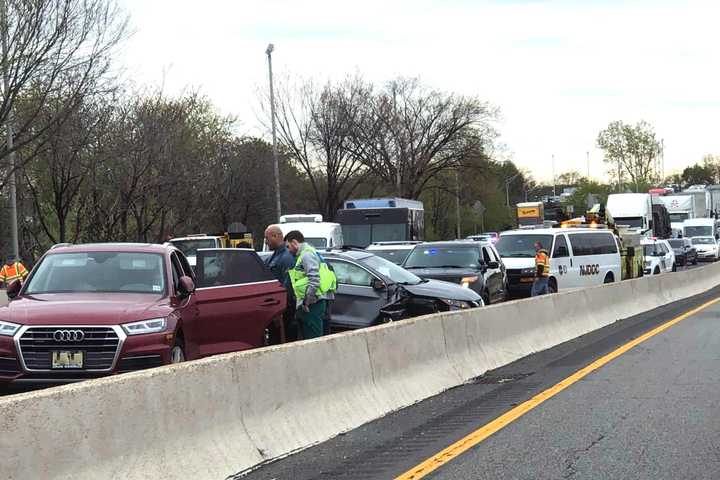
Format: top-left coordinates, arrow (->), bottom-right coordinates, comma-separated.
0,243 -> 285,385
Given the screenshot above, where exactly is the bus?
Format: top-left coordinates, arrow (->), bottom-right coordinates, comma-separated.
336,198 -> 424,248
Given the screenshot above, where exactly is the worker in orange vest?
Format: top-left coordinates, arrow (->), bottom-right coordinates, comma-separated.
0,255 -> 29,287
531,241 -> 551,296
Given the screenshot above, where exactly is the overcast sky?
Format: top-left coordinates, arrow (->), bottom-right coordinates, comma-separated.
117,0 -> 720,183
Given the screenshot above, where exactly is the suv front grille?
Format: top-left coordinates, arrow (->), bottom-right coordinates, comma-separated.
18,327 -> 121,371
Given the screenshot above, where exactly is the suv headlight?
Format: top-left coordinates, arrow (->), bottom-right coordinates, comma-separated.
122,318 -> 167,336
0,320 -> 20,337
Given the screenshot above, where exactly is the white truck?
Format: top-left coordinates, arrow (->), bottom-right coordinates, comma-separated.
263,214 -> 343,251
658,195 -> 695,237
681,188 -> 708,219
606,193 -> 653,235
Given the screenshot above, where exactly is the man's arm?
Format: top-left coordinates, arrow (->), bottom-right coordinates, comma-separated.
301,251 -> 321,303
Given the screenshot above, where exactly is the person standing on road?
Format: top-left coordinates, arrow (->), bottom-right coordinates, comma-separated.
0,255 -> 28,288
263,225 -> 298,343
531,241 -> 550,297
285,230 -> 336,339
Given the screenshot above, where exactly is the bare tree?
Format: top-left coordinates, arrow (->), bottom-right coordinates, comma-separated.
0,0 -> 128,188
353,78 -> 497,199
263,75 -> 371,220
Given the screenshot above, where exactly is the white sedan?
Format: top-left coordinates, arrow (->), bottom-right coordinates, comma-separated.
690,237 -> 720,261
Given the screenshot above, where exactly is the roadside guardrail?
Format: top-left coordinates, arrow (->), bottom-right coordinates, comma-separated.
2,263 -> 720,479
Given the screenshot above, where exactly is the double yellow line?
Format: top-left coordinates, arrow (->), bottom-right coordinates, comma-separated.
395,297 -> 720,480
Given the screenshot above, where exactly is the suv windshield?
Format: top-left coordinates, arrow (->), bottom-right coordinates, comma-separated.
643,245 -> 661,256
170,239 -> 216,257
25,252 -> 166,294
496,234 -> 553,258
404,245 -> 481,268
685,226 -> 713,238
360,255 -> 422,284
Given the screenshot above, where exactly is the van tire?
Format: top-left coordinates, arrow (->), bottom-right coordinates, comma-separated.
653,266 -> 660,275
603,273 -> 614,284
548,278 -> 557,294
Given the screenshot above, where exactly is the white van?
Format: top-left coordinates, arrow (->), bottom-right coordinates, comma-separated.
496,228 -> 622,295
263,214 -> 344,251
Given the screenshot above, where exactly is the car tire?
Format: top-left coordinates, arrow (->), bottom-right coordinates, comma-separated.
482,290 -> 491,306
672,263 -> 677,272
693,257 -> 698,265
654,266 -> 660,275
548,278 -> 557,294
170,336 -> 186,364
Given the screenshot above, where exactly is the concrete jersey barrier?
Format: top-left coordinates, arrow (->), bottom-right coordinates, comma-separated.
2,262 -> 720,480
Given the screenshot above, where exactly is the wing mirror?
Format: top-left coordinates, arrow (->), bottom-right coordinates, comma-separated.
487,261 -> 499,269
177,276 -> 196,298
5,279 -> 21,300
371,278 -> 386,291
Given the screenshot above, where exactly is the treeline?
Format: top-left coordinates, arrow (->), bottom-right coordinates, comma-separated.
0,0 -> 534,261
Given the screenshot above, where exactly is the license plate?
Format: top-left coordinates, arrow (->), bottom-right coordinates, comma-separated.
520,277 -> 535,283
51,351 -> 84,369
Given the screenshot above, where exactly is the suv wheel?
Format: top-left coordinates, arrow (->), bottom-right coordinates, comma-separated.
653,266 -> 660,275
170,337 -> 186,364
548,278 -> 557,294
482,290 -> 491,306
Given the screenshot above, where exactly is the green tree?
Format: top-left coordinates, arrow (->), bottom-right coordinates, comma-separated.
681,163 -> 714,186
596,120 -> 660,192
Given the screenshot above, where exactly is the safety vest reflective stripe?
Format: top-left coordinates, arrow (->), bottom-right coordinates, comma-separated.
0,262 -> 28,282
535,250 -> 550,277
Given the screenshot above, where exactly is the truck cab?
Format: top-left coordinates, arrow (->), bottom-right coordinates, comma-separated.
168,235 -> 227,267
606,193 -> 653,235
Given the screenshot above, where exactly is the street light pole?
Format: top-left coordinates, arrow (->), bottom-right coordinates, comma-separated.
1,0 -> 18,258
266,43 -> 282,221
505,173 -> 520,207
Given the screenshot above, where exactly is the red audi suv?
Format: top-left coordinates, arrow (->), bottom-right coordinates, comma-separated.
0,243 -> 285,385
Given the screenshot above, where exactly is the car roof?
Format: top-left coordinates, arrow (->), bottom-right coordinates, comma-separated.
320,249 -> 374,260
47,243 -> 171,255
414,241 -> 481,248
501,228 -> 611,236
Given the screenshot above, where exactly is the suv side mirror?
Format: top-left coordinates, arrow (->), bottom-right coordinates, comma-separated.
371,278 -> 386,291
6,279 -> 21,299
177,276 -> 195,298
487,261 -> 499,269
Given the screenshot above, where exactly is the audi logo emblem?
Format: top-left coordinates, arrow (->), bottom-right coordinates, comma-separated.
53,329 -> 85,342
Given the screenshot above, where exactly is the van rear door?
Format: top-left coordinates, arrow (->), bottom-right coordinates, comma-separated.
190,249 -> 285,357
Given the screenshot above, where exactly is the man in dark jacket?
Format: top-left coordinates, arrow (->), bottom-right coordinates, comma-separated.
264,225 -> 298,343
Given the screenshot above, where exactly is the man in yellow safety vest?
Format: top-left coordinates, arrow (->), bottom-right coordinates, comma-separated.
0,255 -> 29,287
285,230 -> 336,339
531,241 -> 550,297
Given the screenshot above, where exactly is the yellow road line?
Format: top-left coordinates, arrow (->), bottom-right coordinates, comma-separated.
395,296 -> 720,480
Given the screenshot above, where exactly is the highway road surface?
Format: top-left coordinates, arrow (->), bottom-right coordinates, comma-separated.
240,285 -> 720,480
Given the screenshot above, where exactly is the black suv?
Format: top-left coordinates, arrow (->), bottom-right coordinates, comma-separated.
402,241 -> 507,305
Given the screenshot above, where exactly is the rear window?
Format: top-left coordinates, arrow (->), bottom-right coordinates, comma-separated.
668,240 -> 684,248
368,248 -> 412,265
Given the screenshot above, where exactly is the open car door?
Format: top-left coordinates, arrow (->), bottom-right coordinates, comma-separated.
190,249 -> 286,358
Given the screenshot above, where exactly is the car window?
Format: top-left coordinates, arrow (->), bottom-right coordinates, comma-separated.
170,253 -> 184,290
489,246 -> 501,262
328,260 -> 373,287
552,235 -> 569,258
482,247 -> 492,263
176,251 -> 195,279
369,248 -> 412,265
196,250 -> 274,288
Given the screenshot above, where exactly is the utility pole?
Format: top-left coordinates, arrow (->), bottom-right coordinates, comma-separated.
1,0 -> 18,258
455,168 -> 461,238
552,154 -> 556,197
661,138 -> 665,182
266,44 -> 282,221
586,151 -> 590,179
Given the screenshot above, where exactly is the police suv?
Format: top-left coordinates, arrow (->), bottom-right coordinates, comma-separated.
496,228 -> 622,295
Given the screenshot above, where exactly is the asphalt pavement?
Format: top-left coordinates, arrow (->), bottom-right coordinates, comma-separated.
239,284 -> 720,480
